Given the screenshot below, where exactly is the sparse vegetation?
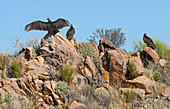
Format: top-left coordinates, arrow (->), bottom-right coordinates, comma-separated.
56,81 -> 70,94
12,36 -> 41,56
75,42 -> 97,58
87,28 -> 126,48
10,58 -> 25,78
127,62 -> 138,79
0,50 -> 10,78
123,90 -> 138,102
153,72 -> 160,81
132,39 -> 170,61
0,94 -> 12,104
75,42 -> 102,69
59,65 -> 77,85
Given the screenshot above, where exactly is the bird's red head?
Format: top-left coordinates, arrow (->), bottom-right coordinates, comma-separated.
71,24 -> 73,27
47,18 -> 50,20
144,33 -> 146,35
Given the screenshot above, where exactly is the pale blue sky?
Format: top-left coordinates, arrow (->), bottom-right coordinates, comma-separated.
0,0 -> 170,53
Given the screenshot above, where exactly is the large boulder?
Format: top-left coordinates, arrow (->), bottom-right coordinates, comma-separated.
125,75 -> 166,93
128,52 -> 144,78
140,47 -> 160,67
106,49 -> 128,86
40,33 -> 83,67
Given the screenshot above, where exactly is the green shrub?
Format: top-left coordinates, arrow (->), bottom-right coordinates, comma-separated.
0,94 -> 11,104
4,94 -> 11,104
75,42 -> 103,69
127,62 -> 138,79
93,57 -> 102,68
132,39 -> 170,61
75,42 -> 97,58
56,81 -> 70,94
10,58 -> 24,78
153,72 -> 160,81
0,94 -> 2,104
123,90 -> 138,102
59,65 -> 76,85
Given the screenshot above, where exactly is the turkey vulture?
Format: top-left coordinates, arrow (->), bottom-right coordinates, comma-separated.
25,18 -> 70,35
66,24 -> 75,40
143,33 -> 156,49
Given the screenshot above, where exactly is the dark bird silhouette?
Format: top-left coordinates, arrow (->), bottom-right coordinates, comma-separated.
143,33 -> 156,49
25,18 -> 70,35
66,24 -> 75,40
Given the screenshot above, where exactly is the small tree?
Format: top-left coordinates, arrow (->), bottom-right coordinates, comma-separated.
87,28 -> 126,48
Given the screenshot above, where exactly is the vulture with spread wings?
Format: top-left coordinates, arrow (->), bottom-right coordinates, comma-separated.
66,24 -> 75,40
143,33 -> 156,49
25,18 -> 70,35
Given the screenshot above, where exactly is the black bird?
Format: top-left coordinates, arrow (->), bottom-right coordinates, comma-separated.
66,24 -> 75,40
25,18 -> 70,35
143,33 -> 156,49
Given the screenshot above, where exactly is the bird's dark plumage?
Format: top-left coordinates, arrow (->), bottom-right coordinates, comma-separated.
66,24 -> 75,40
25,18 -> 70,35
143,33 -> 156,49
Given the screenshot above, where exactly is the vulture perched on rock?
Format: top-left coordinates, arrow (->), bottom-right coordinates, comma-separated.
25,18 -> 70,35
143,33 -> 156,49
66,24 -> 75,40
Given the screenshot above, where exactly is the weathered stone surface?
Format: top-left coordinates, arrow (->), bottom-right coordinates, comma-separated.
35,56 -> 45,65
129,52 -> 144,76
99,38 -> 117,51
85,56 -> 97,77
125,75 -> 166,93
95,87 -> 110,98
25,59 -> 46,76
120,88 -> 145,99
159,59 -> 167,67
141,47 -> 160,67
84,67 -> 92,81
0,102 -> 10,109
105,49 -> 128,86
40,33 -> 83,66
70,37 -> 78,47
101,70 -> 109,83
18,46 -> 36,61
43,81 -> 53,95
162,86 -> 170,97
66,101 -> 88,109
34,79 -> 43,92
70,74 -> 88,90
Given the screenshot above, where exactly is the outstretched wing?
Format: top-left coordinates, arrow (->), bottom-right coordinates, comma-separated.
52,18 -> 70,29
25,21 -> 49,31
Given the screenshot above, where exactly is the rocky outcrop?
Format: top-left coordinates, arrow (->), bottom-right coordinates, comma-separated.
40,33 -> 83,67
125,75 -> 166,93
140,47 -> 160,67
0,32 -> 169,109
128,52 -> 144,77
